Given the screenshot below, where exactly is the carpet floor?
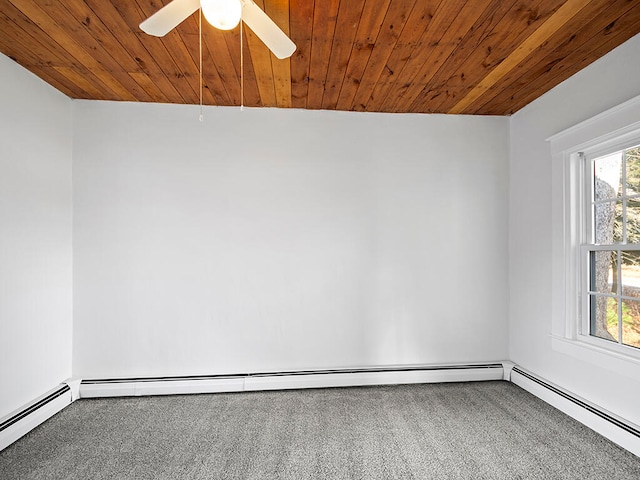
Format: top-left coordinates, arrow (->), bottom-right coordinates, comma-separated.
1,381 -> 639,479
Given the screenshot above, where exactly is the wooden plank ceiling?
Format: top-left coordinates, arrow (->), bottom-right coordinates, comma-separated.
1,0 -> 639,115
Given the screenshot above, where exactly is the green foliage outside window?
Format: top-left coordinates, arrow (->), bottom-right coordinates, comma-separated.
619,147 -> 640,265
606,297 -> 633,327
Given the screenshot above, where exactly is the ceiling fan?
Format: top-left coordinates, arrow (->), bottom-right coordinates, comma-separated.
139,0 -> 296,59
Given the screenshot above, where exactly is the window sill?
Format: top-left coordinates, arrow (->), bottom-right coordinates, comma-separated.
551,334 -> 640,379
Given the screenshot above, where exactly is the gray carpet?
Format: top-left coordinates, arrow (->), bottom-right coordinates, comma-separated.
1,381 -> 639,479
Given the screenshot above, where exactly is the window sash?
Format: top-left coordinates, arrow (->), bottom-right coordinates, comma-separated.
580,143 -> 640,355
580,246 -> 640,356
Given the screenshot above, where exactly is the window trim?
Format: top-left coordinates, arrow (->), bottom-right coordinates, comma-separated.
549,94 -> 640,371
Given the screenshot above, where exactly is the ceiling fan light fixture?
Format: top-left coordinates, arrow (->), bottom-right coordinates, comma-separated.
201,0 -> 242,30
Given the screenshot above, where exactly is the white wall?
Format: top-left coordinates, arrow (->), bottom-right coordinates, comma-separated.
0,54 -> 73,418
509,33 -> 640,425
72,102 -> 509,378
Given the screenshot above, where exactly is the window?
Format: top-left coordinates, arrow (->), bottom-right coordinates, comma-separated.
583,145 -> 640,351
549,95 -> 640,370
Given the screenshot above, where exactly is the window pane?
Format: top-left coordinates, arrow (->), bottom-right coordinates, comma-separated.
590,250 -> 616,294
621,256 -> 640,292
625,147 -> 640,196
620,299 -> 640,349
590,295 -> 619,343
594,153 -> 622,201
615,201 -> 623,243
626,197 -> 640,243
621,255 -> 640,349
594,201 -> 621,244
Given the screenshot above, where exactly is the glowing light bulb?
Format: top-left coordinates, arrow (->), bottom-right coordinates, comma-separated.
201,0 -> 242,30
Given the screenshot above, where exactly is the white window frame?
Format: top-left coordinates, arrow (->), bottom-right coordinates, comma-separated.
549,95 -> 640,374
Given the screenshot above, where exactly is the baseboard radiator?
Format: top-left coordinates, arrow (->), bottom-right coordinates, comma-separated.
79,363 -> 505,398
0,384 -> 73,451
510,366 -> 640,457
3,363 -> 640,458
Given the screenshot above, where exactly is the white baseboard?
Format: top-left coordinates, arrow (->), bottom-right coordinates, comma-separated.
501,361 -> 515,381
0,385 -> 73,451
244,366 -> 504,391
511,366 -> 640,457
10,363 -> 639,461
80,377 -> 246,398
79,363 -> 505,398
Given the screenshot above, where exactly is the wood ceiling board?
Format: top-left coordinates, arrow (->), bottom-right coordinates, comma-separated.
49,1 -> 156,103
306,0 -> 340,109
172,15 -> 230,105
289,0 -> 314,109
364,0 -> 441,112
237,29 -> 263,107
182,31 -> 230,105
447,0 -> 591,114
334,0 -> 394,111
1,0 -> 639,115
375,0 -> 451,112
383,0 -> 493,113
216,23 -> 245,104
183,15 -> 235,106
398,0 -> 516,112
83,0 -> 185,103
411,0 -> 562,114
0,9 -> 96,100
244,18 -> 276,105
263,0 -> 292,108
481,2 -> 640,115
134,0 -> 204,104
271,56 -> 292,108
53,65 -> 115,99
29,66 -> 80,98
320,0 -> 366,110
467,0 -> 616,114
112,1 -> 197,104
0,4 -> 76,69
7,0 -> 139,101
105,0 -> 186,103
153,33 -> 201,104
0,31 -> 78,97
471,0 -> 640,115
128,71 -> 170,102
349,0 -> 417,112
4,1 -> 133,100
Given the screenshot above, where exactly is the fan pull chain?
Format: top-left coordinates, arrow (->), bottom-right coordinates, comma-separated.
199,7 -> 204,122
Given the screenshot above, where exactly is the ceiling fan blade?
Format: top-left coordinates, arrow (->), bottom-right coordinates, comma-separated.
139,0 -> 201,37
241,0 -> 296,59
